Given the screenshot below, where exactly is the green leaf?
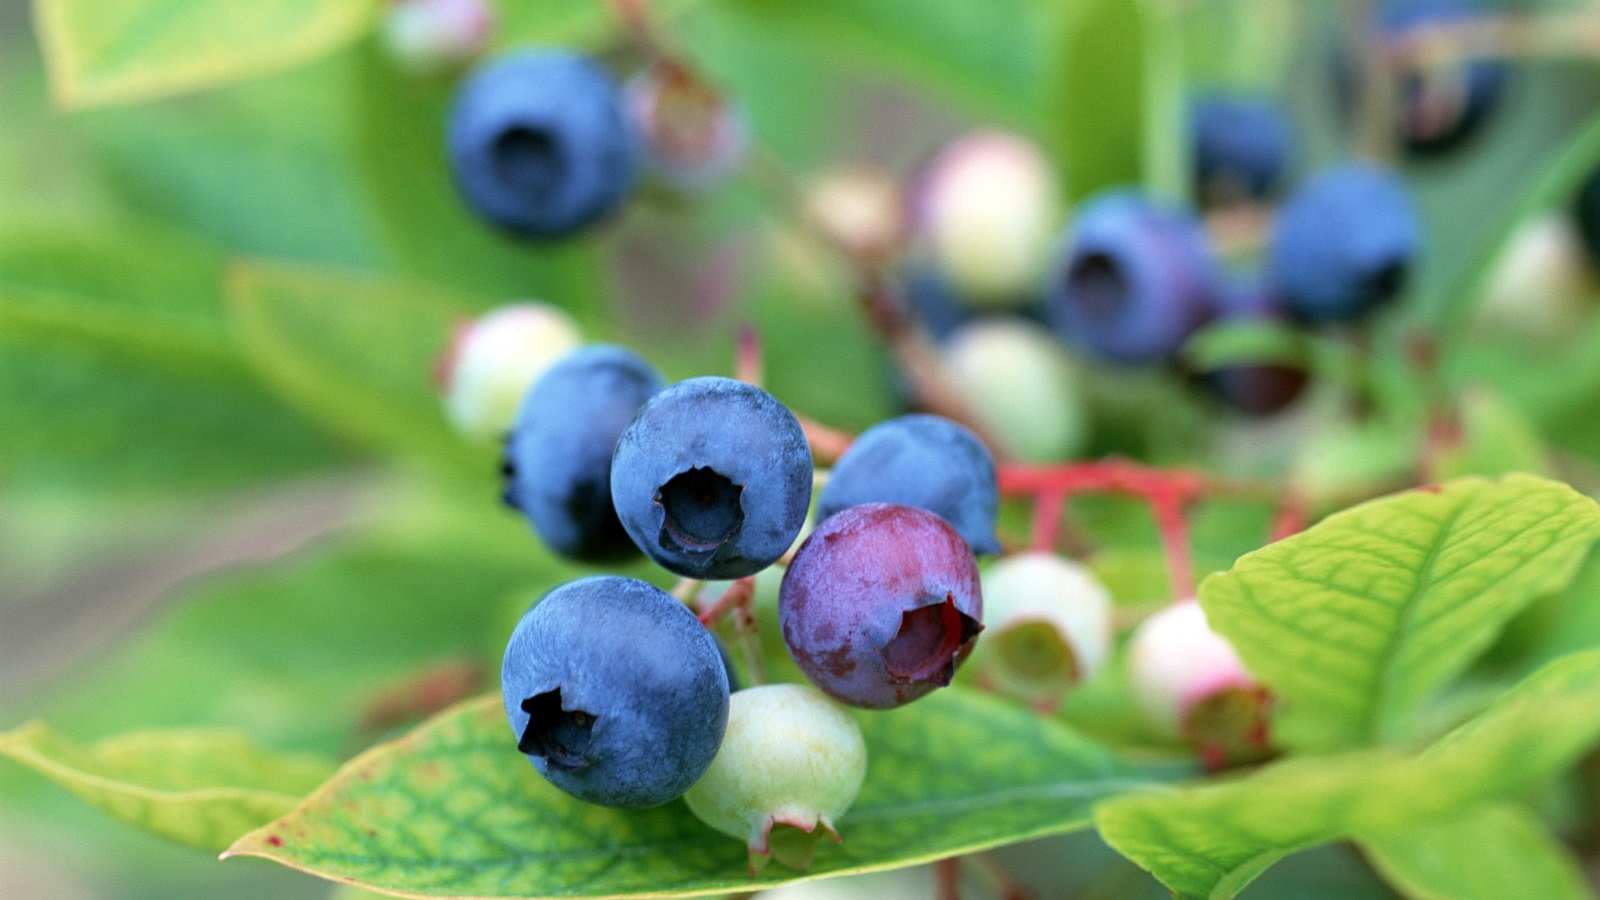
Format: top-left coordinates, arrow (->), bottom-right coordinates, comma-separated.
725,0 -> 1049,128
0,220 -> 344,494
1359,804 -> 1593,900
33,0 -> 380,107
1430,386 -> 1551,481
1200,474 -> 1600,752
1096,648 -> 1600,899
225,260 -> 483,474
1050,0 -> 1185,201
0,722 -> 334,852
1182,319 -> 1309,372
224,688 -> 1159,897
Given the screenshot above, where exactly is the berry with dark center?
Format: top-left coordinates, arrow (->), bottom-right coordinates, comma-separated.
1381,0 -> 1507,158
610,377 -> 812,579
780,503 -> 984,709
500,575 -> 730,808
502,345 -> 663,562
1267,162 -> 1420,324
1045,191 -> 1220,365
447,49 -> 639,238
816,414 -> 1000,555
1190,92 -> 1293,205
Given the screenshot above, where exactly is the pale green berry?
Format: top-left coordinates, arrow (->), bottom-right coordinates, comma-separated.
683,683 -> 867,873
972,552 -> 1111,707
1474,213 -> 1593,345
439,302 -> 582,441
918,131 -> 1060,304
941,319 -> 1088,463
1127,599 -> 1269,768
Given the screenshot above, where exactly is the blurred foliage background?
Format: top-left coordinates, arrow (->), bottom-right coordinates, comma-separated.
8,0 -> 1600,896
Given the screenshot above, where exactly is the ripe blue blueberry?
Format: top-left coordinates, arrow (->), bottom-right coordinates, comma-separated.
1267,162 -> 1420,324
1045,191 -> 1219,365
501,575 -> 730,808
1380,0 -> 1507,158
816,414 -> 1000,556
447,49 -> 638,238
780,503 -> 984,709
1190,92 -> 1293,205
502,345 -> 664,562
610,376 -> 812,579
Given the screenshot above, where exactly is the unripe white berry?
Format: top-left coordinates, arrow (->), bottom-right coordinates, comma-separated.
914,131 -> 1061,304
1127,599 -> 1269,767
438,303 -> 582,441
802,167 -> 906,265
683,683 -> 867,873
940,318 -> 1088,463
973,552 -> 1112,706
380,0 -> 495,73
1475,213 -> 1593,344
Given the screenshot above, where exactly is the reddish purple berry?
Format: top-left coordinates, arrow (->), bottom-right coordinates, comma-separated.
779,503 -> 984,709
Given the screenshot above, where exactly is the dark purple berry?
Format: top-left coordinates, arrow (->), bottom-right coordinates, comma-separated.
1190,92 -> 1293,205
779,503 -> 984,709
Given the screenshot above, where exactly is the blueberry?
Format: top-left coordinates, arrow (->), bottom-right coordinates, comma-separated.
502,344 -> 664,562
780,503 -> 984,709
1267,162 -> 1420,324
1045,191 -> 1219,365
1198,280 -> 1309,416
816,414 -> 1000,556
1190,92 -> 1293,205
1380,0 -> 1507,158
501,575 -> 730,808
447,49 -> 639,238
610,377 -> 812,579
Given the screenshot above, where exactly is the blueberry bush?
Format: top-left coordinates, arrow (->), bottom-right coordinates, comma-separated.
11,1 -> 1600,899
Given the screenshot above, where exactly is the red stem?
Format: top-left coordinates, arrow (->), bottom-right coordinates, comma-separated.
697,577 -> 754,627
1029,490 -> 1068,555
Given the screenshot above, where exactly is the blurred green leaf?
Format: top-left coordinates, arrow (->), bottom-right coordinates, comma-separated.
1050,0 -> 1185,201
33,0 -> 380,108
7,488 -> 557,754
0,221 -> 344,493
1183,318 -> 1309,372
1096,648 -> 1600,898
0,722 -> 333,852
725,0 -> 1048,128
1430,386 -> 1551,481
1201,475 -> 1600,753
225,260 -> 484,475
1359,804 -> 1593,900
225,687 -> 1158,897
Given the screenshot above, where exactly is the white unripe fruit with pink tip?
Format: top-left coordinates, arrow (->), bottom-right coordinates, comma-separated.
438,303 -> 582,441
915,131 -> 1060,304
381,0 -> 495,72
1127,599 -> 1270,766
683,684 -> 867,873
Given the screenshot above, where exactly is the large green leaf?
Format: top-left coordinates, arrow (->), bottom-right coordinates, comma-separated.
226,260 -> 485,475
0,722 -> 333,852
224,688 -> 1161,898
1095,648 -> 1600,898
1199,474 -> 1600,752
1359,804 -> 1593,900
33,0 -> 380,107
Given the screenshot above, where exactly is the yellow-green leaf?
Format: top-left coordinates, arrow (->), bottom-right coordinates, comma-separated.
1200,474 -> 1600,752
225,688 -> 1162,898
33,0 -> 380,108
1360,804 -> 1594,900
1095,648 -> 1600,898
0,722 -> 334,852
